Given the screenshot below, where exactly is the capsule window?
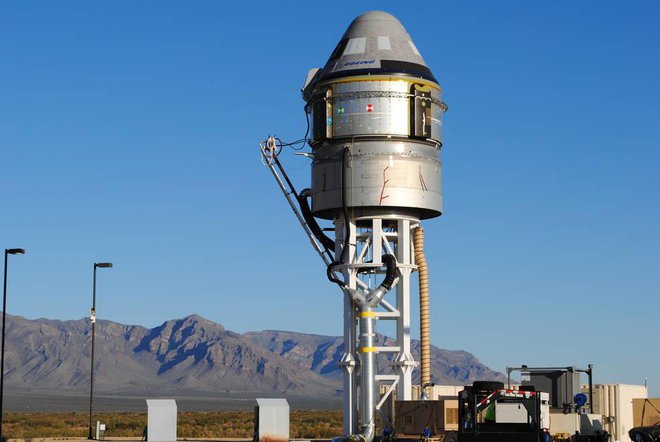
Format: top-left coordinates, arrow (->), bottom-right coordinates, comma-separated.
343,37 -> 367,55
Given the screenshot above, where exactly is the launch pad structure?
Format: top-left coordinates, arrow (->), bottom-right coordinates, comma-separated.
261,11 -> 447,442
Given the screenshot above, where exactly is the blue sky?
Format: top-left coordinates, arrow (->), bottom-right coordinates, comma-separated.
1,1 -> 659,395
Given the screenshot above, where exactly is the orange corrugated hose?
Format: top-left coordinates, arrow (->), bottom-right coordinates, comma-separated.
413,226 -> 431,399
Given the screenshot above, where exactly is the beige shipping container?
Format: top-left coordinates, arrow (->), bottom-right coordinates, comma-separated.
583,384 -> 648,442
550,411 -> 603,436
394,399 -> 459,435
632,398 -> 660,427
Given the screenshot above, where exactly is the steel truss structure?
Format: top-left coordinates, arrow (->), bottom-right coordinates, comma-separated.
334,215 -> 419,435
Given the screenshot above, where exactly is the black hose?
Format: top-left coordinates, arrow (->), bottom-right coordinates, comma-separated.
326,146 -> 398,297
340,147 -> 350,264
327,147 -> 351,289
298,190 -> 335,253
380,254 -> 398,291
327,260 -> 346,289
272,154 -> 334,260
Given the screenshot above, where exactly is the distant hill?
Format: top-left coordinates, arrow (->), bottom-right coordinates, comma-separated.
3,313 -> 504,399
243,330 -> 506,385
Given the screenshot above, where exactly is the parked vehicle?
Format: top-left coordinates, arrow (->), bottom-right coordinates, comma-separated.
629,424 -> 660,442
453,381 -> 550,442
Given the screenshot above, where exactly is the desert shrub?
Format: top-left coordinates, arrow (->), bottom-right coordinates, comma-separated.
3,410 -> 343,439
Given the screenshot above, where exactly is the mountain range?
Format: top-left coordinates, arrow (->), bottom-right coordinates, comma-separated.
3,313 -> 505,400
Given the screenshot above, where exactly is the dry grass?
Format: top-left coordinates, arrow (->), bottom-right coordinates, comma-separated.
3,410 -> 343,439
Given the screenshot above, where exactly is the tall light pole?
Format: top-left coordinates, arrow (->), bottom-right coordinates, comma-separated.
1,248 -> 25,442
88,262 -> 112,440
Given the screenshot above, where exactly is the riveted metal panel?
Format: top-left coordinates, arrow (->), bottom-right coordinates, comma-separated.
311,139 -> 442,219
313,78 -> 445,145
331,80 -> 411,137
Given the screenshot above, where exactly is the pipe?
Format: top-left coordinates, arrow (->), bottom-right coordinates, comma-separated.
345,254 -> 398,306
358,306 -> 376,442
588,364 -> 594,414
413,226 -> 431,400
338,254 -> 398,442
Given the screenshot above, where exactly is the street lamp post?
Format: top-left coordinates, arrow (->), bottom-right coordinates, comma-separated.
88,262 -> 112,440
1,248 -> 25,442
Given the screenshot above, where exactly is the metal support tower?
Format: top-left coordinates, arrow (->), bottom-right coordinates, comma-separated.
335,216 -> 418,435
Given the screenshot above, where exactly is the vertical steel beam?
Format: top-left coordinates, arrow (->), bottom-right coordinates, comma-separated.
337,218 -> 358,435
394,219 -> 415,400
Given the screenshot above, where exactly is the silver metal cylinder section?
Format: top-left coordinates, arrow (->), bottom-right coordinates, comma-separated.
311,139 -> 442,220
308,77 -> 445,220
323,80 -> 445,142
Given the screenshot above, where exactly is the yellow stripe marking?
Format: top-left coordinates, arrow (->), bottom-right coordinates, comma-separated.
321,75 -> 441,90
361,347 -> 377,353
358,311 -> 377,318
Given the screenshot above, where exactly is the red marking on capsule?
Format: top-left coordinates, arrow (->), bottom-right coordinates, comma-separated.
366,104 -> 374,112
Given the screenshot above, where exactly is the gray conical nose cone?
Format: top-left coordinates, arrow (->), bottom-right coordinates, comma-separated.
318,11 -> 436,83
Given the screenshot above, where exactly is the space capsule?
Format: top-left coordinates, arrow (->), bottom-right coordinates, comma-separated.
302,11 -> 447,221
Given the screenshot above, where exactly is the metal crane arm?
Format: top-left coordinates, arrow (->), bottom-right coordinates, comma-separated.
259,137 -> 333,267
